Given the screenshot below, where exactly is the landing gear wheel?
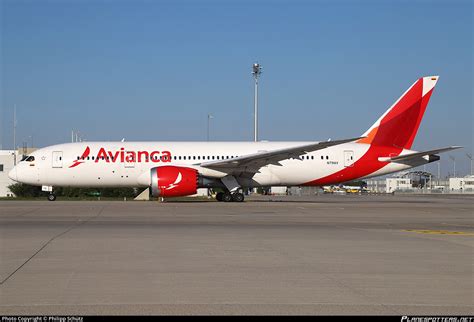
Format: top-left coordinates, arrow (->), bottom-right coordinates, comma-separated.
216,192 -> 224,202
222,192 -> 233,202
47,194 -> 56,201
232,192 -> 244,202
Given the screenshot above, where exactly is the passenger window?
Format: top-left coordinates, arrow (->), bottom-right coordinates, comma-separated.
326,156 -> 329,160
311,156 -> 314,160
212,156 -> 215,160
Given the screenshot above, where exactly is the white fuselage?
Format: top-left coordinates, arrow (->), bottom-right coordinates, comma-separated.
9,141 -> 415,188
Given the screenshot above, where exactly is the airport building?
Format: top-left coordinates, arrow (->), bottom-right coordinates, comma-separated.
0,150 -> 17,197
0,148 -> 37,197
270,186 -> 288,195
366,171 -> 474,194
366,179 -> 386,193
449,175 -> 474,192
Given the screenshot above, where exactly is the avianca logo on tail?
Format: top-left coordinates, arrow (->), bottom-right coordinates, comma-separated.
69,146 -> 172,168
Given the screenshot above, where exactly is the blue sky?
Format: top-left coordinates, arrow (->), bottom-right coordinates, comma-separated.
1,0 -> 472,176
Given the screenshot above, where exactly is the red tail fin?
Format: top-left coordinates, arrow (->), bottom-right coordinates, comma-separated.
358,76 -> 439,149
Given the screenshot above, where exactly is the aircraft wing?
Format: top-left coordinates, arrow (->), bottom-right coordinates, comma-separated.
198,137 -> 363,176
379,146 -> 462,163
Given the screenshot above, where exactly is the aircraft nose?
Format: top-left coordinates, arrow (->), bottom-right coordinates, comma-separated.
8,166 -> 18,181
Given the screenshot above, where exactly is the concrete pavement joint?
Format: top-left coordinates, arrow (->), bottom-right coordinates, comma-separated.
0,205 -> 106,286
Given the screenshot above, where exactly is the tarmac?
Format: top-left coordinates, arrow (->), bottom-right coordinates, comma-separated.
0,194 -> 473,315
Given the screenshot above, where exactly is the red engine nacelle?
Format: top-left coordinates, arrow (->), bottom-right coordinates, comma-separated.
150,166 -> 198,197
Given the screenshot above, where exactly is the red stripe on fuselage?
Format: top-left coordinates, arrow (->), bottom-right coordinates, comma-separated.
302,144 -> 402,186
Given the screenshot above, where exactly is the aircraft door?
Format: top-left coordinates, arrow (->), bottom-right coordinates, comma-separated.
52,151 -> 63,168
344,150 -> 354,167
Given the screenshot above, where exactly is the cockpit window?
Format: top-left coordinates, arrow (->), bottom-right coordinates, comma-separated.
21,155 -> 29,161
25,156 -> 35,162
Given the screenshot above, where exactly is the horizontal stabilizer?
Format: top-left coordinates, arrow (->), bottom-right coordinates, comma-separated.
378,146 -> 462,163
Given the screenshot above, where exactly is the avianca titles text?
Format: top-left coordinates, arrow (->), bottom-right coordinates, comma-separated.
69,146 -> 172,168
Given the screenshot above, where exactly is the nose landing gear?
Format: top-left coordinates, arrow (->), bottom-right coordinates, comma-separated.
42,185 -> 56,201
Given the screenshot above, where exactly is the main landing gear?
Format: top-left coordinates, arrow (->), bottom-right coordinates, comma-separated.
216,175 -> 245,202
47,193 -> 56,201
215,191 -> 245,202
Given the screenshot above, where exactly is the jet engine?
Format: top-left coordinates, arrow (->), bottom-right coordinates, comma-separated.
150,166 -> 198,197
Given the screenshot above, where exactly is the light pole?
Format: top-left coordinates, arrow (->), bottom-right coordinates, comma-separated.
13,105 -> 17,165
467,153 -> 473,176
437,162 -> 441,185
207,114 -> 213,141
252,63 -> 262,142
449,155 -> 456,178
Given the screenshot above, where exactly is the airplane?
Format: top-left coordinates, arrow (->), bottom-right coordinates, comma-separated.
8,76 -> 461,202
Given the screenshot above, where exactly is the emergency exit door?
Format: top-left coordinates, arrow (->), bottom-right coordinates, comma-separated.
52,151 -> 63,168
344,150 -> 354,167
